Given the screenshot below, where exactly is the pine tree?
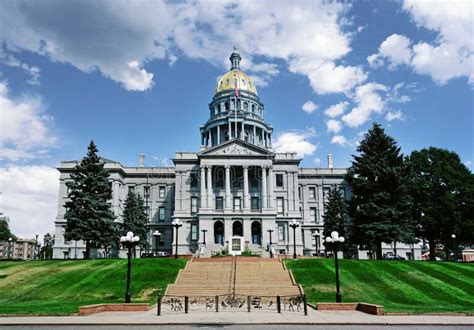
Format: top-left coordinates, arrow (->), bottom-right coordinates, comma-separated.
408,147 -> 474,261
64,141 -> 116,259
121,190 -> 148,253
346,123 -> 413,260
322,185 -> 347,252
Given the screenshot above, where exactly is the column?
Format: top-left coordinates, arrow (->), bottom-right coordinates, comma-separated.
200,166 -> 207,209
288,172 -> 294,212
225,165 -> 231,210
208,130 -> 212,147
207,166 -> 213,209
268,166 -> 275,209
217,125 -> 221,144
253,125 -> 256,144
268,133 -> 272,146
261,166 -> 267,209
243,165 -> 250,210
228,122 -> 232,139
241,122 -> 245,140
261,129 -> 264,146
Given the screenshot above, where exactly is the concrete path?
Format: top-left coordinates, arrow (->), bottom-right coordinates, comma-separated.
0,307 -> 472,325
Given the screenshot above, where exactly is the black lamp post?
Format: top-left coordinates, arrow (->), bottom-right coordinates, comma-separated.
325,231 -> 345,303
172,219 -> 183,259
8,237 -> 12,259
152,230 -> 161,256
451,234 -> 456,262
120,231 -> 140,303
267,227 -> 274,245
201,226 -> 208,245
34,233 -> 39,260
312,231 -> 320,256
289,219 -> 300,259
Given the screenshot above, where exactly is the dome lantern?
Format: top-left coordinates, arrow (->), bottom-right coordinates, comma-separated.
229,46 -> 241,70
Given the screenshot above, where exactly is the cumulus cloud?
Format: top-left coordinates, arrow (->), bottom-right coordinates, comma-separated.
342,82 -> 387,128
0,0 -> 365,94
0,165 -> 59,239
368,34 -> 413,69
302,101 -> 318,114
385,110 -> 403,122
331,135 -> 349,146
0,81 -> 56,160
326,119 -> 342,133
324,101 -> 349,118
273,128 -> 317,158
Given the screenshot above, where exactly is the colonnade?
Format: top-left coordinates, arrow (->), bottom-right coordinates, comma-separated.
201,123 -> 272,148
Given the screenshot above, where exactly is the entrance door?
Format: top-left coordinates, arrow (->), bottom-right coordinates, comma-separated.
251,221 -> 262,245
214,221 -> 224,245
232,221 -> 243,236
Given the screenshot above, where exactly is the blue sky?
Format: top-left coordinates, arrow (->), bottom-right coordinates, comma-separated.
0,0 -> 472,239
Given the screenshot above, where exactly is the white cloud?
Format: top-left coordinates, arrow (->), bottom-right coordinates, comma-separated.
324,101 -> 349,118
0,165 -> 59,239
385,110 -> 403,122
342,82 -> 387,127
302,101 -> 318,114
402,0 -> 474,85
326,119 -> 342,133
368,34 -> 413,69
273,128 -> 317,158
0,48 -> 41,85
0,81 -> 56,160
0,0 -> 364,94
331,135 -> 348,146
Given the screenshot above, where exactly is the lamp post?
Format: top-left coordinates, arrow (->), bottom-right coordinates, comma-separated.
172,219 -> 183,259
325,231 -> 345,303
34,233 -> 39,260
8,237 -> 12,259
120,231 -> 140,303
267,226 -> 274,245
201,226 -> 208,245
152,230 -> 161,256
312,231 -> 320,256
289,219 -> 300,259
451,234 -> 456,262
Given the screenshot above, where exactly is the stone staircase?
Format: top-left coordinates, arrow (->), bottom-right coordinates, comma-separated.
165,257 -> 301,297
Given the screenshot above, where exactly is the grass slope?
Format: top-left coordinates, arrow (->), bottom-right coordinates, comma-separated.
0,258 -> 186,315
286,259 -> 474,313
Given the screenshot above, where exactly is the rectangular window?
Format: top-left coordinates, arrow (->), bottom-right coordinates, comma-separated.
277,197 -> 284,214
323,187 -> 330,203
159,186 -> 166,198
309,187 -> 316,199
278,225 -> 285,241
159,207 -> 165,221
191,197 -> 198,214
129,186 -> 135,194
310,207 -> 317,222
276,174 -> 283,187
216,197 -> 224,210
158,232 -> 165,246
251,197 -> 259,210
191,224 -> 198,241
233,197 -> 241,210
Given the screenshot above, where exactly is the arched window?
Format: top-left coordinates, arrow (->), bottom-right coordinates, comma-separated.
243,102 -> 248,110
252,104 -> 256,112
226,79 -> 229,86
225,102 -> 230,111
242,79 -> 246,86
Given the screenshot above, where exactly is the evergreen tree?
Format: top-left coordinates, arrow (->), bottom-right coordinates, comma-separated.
64,141 -> 116,259
346,123 -> 413,260
41,233 -> 54,259
121,190 -> 148,253
0,216 -> 15,240
408,147 -> 474,261
322,185 -> 348,251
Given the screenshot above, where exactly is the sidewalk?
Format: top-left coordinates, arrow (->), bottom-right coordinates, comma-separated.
0,308 -> 473,325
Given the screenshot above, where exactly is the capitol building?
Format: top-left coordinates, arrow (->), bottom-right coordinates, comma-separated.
53,50 -> 420,260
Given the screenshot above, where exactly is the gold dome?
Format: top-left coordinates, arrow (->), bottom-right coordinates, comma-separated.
215,69 -> 258,95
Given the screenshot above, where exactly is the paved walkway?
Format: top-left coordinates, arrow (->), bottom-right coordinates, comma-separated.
0,307 -> 472,325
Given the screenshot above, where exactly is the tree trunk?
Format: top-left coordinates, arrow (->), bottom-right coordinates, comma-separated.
85,240 -> 90,259
375,241 -> 383,260
393,241 -> 397,256
428,239 -> 436,261
444,243 -> 450,261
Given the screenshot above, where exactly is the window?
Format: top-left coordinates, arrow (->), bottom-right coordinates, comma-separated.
278,225 -> 285,241
277,197 -> 284,214
144,186 -> 150,198
226,79 -> 229,86
323,187 -> 330,202
158,232 -> 165,246
190,174 -> 198,187
159,186 -> 166,198
243,102 -> 248,110
216,197 -> 224,210
310,207 -> 317,222
233,197 -> 241,210
158,207 -> 165,221
191,224 -> 198,241
251,197 -> 259,210
129,186 -> 135,194
309,187 -> 316,199
191,197 -> 198,214
276,174 -> 283,187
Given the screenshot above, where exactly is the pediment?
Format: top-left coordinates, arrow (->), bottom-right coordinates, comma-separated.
199,139 -> 273,157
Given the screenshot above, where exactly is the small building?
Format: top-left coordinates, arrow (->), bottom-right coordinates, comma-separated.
462,248 -> 474,262
0,238 -> 37,260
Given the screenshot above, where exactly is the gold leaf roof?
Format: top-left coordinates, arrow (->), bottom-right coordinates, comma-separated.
215,69 -> 258,95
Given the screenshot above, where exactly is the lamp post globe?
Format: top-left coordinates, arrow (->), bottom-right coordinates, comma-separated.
120,231 -> 140,303
201,226 -> 208,245
312,231 -> 320,256
451,234 -> 456,261
172,219 -> 183,259
289,219 -> 300,259
325,231 -> 344,303
152,230 -> 161,256
8,237 -> 12,259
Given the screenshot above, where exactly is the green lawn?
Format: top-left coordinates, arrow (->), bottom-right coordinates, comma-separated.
286,258 -> 474,314
0,258 -> 186,315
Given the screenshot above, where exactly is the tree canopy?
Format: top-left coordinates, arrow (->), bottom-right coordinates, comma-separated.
121,190 -> 149,251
